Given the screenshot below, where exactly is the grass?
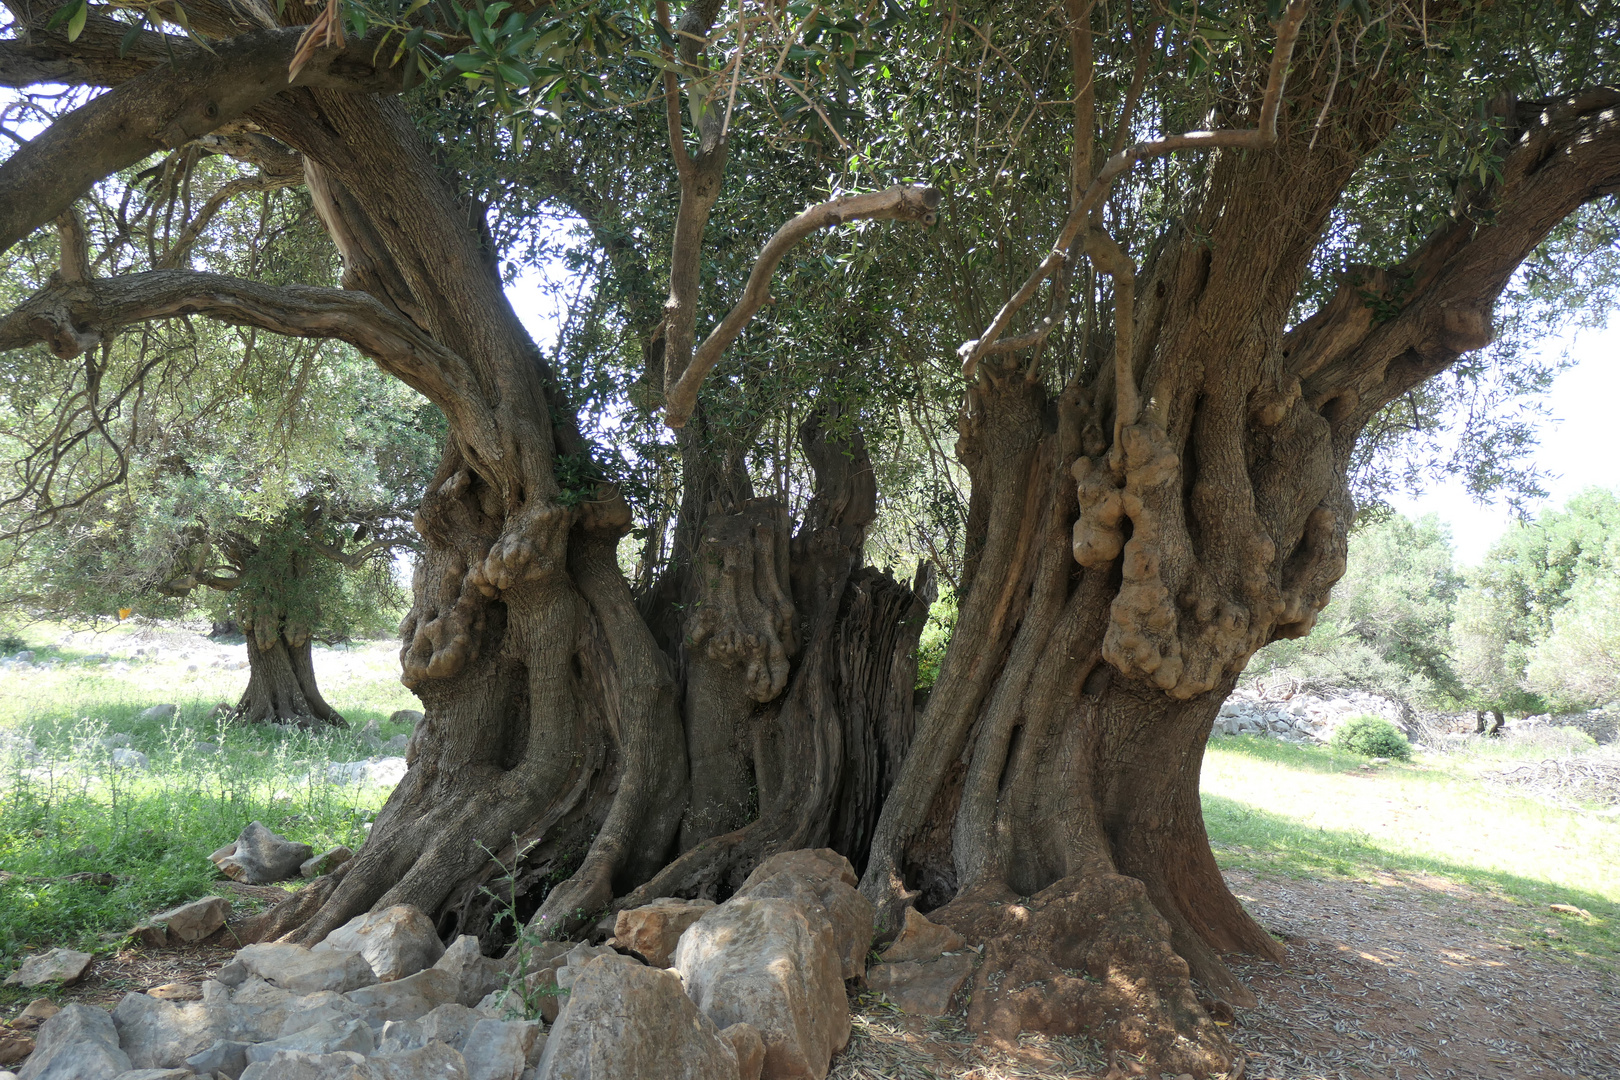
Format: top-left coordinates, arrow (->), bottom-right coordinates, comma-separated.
0,618 -> 420,990
1202,733 -> 1620,971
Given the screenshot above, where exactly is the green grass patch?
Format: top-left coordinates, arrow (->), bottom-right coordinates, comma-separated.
0,631 -> 418,970
1203,735 -> 1620,970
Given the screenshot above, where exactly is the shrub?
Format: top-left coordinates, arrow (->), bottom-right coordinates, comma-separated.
1331,714 -> 1412,760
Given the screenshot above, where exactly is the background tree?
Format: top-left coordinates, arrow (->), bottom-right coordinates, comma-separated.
1247,514 -> 1464,703
1454,488 -> 1620,713
2,0 -> 1619,1073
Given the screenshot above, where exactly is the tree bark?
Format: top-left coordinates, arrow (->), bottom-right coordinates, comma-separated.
234,626 -> 345,728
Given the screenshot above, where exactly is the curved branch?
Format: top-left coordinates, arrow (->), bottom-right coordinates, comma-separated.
957,0 -> 1311,379
0,25 -> 406,256
662,184 -> 942,429
0,268 -> 502,464
1288,87 -> 1620,431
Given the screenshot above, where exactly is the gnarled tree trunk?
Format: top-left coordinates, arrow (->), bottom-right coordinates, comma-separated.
234,623 -> 344,728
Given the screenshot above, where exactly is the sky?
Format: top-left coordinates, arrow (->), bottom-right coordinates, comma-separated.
1389,320 -> 1620,567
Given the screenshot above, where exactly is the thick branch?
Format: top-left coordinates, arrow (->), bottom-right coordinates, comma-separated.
0,25 -> 405,255
0,269 -> 502,463
957,0 -> 1311,378
662,184 -> 942,428
1288,87 -> 1620,432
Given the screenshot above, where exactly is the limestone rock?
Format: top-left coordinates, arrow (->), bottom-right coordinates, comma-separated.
234,944 -> 378,995
5,949 -> 93,988
613,897 -> 716,967
184,1038 -> 253,1078
139,704 -> 177,721
301,847 -> 354,879
315,905 -> 445,982
432,937 -> 509,1008
12,1000 -> 60,1031
865,954 -> 975,1017
462,1019 -> 541,1080
371,1043 -> 470,1080
238,1049 -> 378,1080
213,822 -> 312,885
376,1003 -> 482,1054
878,908 -> 965,965
0,1033 -> 31,1068
674,897 -> 848,1080
110,748 -> 149,770
144,896 -> 231,944
733,849 -> 874,980
18,1004 -> 132,1080
720,1023 -> 766,1080
221,977 -> 298,1041
277,991 -> 369,1037
388,709 -> 424,727
111,1070 -> 196,1079
244,1018 -> 374,1066
535,956 -> 738,1080
111,991 -> 227,1069
345,967 -> 459,1026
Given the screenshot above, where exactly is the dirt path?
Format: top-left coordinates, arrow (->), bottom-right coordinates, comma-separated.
1227,869 -> 1620,1080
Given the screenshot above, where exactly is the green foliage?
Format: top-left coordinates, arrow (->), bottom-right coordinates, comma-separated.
1453,488 -> 1620,711
0,641 -> 418,966
913,584 -> 957,691
1330,714 -> 1413,760
1250,514 -> 1463,704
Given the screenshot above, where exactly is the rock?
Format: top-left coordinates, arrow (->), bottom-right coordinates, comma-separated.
12,1000 -> 60,1030
0,1033 -> 31,1068
388,710 -> 424,727
301,847 -> 354,879
375,1003 -> 482,1054
221,977 -> 297,1041
109,748 -> 149,769
613,897 -> 716,967
18,1004 -> 132,1080
146,983 -> 202,1002
345,967 -> 459,1026
5,948 -> 93,987
432,937 -> 509,1008
195,742 -> 220,755
277,991 -> 369,1037
109,1070 -> 195,1079
315,905 -> 444,983
371,1043 -> 469,1080
145,896 -> 230,944
535,956 -> 738,1080
674,897 -> 848,1080
551,944 -> 618,992
877,908 -> 965,965
101,734 -> 132,748
238,1049 -> 378,1080
325,759 -> 409,788
13,651 -> 33,663
234,944 -> 378,995
865,954 -> 975,1016
213,822 -> 312,884
371,1043 -> 470,1080
184,1039 -> 253,1079
512,966 -> 562,1024
112,991 -> 227,1069
462,1019 -> 541,1080
719,1023 -> 765,1080
380,735 -> 410,755
244,1019 -> 374,1066
732,849 -> 873,980
139,704 -> 177,721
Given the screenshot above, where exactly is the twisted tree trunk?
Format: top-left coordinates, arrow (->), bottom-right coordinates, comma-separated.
235,625 -> 344,728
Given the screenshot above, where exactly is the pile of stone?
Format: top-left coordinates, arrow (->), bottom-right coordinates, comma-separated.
1211,685 -> 1411,745
5,848 -> 881,1080
209,822 -> 353,886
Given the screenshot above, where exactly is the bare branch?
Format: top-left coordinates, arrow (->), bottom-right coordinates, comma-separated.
55,209 -> 91,283
0,269 -> 503,465
662,184 -> 942,429
0,25 -> 407,256
958,0 -> 1312,379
